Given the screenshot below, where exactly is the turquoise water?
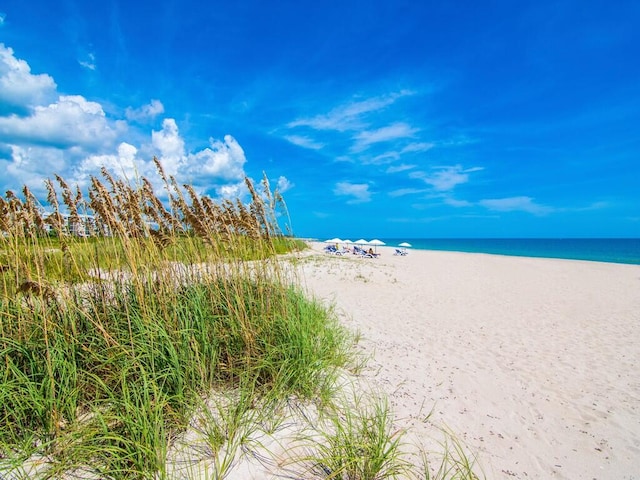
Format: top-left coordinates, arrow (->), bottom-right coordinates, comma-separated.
379,238 -> 640,265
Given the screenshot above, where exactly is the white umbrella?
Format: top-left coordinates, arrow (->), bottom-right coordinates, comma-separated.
324,237 -> 343,243
398,241 -> 411,254
368,239 -> 385,253
353,239 -> 369,254
343,239 -> 354,244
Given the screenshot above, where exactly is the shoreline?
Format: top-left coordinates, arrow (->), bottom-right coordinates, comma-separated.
305,238 -> 640,266
297,242 -> 640,479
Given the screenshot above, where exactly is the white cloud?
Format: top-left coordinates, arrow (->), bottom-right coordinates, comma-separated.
351,122 -> 418,152
151,118 -> 186,175
79,52 -> 96,71
444,197 -> 473,208
126,99 -> 165,122
388,187 -> 427,197
75,142 -> 144,189
288,90 -> 414,132
0,13 -> 6,25
186,134 -> 246,182
386,163 -> 415,174
276,176 -> 293,193
283,134 -> 324,150
479,196 -> 552,215
3,145 -> 66,193
0,44 -> 249,203
369,151 -> 400,164
401,142 -> 434,153
334,181 -> 372,203
0,95 -> 120,149
217,182 -> 246,199
0,43 -> 57,111
411,164 -> 482,191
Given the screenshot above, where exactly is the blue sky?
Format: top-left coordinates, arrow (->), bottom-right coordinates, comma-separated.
1,1 -> 638,238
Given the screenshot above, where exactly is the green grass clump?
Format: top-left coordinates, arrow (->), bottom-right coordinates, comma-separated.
310,395 -> 411,480
0,272 -> 353,478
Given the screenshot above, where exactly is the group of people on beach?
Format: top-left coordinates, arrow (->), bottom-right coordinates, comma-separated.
324,244 -> 380,258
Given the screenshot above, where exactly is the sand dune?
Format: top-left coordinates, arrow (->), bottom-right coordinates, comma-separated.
297,243 -> 640,479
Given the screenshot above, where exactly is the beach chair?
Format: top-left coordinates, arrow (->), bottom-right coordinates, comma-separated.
354,246 -> 379,258
394,248 -> 408,256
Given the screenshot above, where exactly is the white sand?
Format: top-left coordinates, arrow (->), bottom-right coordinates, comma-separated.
296,243 -> 640,480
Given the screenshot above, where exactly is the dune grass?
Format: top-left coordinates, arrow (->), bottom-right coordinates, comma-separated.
0,160 -> 481,479
0,162 -> 354,478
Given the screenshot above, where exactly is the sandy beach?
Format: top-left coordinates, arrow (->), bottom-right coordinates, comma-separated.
295,242 -> 640,480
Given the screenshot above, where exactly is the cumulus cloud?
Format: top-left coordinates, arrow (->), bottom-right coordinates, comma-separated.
2,145 -> 66,193
74,142 -> 143,189
411,165 -> 482,191
186,134 -> 246,183
0,43 -> 296,209
276,176 -> 293,193
0,43 -> 57,113
217,182 -> 246,199
151,119 -> 185,174
334,181 -> 372,203
0,95 -> 119,149
479,196 -> 552,215
0,44 -> 255,201
126,99 -> 165,122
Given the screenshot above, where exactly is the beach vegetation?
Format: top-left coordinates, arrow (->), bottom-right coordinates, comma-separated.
417,430 -> 484,480
307,393 -> 411,479
0,160 -> 482,479
0,161 -> 354,478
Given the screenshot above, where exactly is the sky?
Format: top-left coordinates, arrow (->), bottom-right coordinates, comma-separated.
0,1 -> 639,239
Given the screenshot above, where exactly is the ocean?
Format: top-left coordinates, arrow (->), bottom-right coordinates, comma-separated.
378,238 -> 640,265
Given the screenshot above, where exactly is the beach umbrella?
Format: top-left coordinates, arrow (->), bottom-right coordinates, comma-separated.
324,237 -> 343,244
398,241 -> 411,254
343,239 -> 354,244
353,239 -> 369,252
368,239 -> 385,252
